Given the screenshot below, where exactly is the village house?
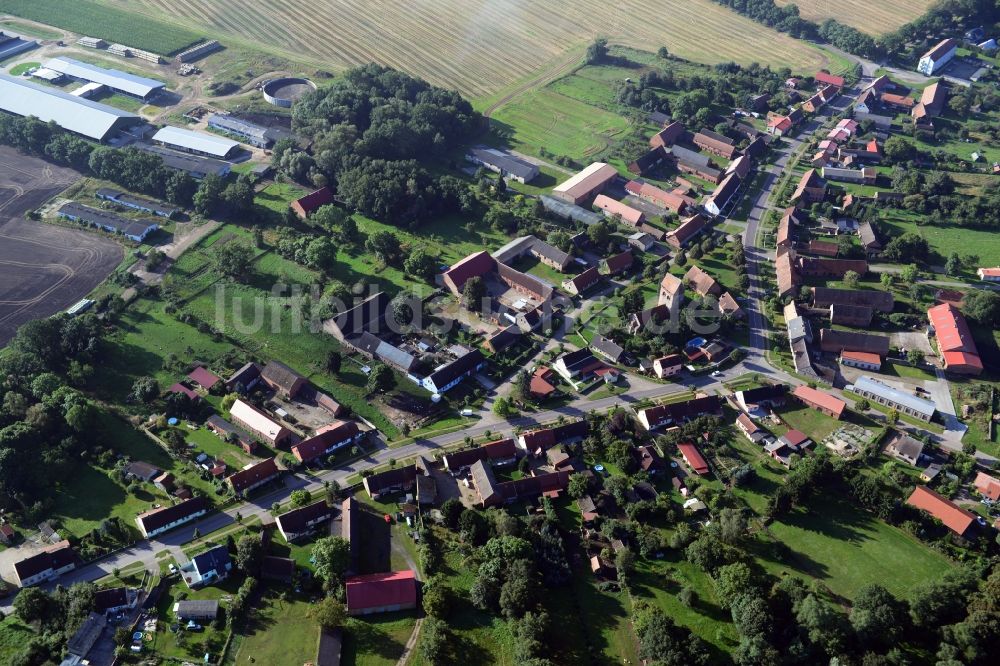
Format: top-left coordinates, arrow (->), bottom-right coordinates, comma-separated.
776,249 -> 800,299
135,496 -> 210,539
13,540 -> 77,587
819,329 -> 890,356
346,570 -> 418,616
442,438 -> 519,472
976,267 -> 1000,282
684,265 -> 722,297
735,384 -> 788,414
493,235 -> 573,272
469,460 -> 572,507
230,399 -> 292,447
797,257 -> 869,278
790,169 -> 827,204
590,334 -> 626,364
260,556 -> 296,584
174,600 -> 219,621
276,500 -> 333,542
529,367 -> 558,401
704,173 -> 742,217
719,292 -> 744,319
625,179 -> 694,214
205,415 -> 257,454
637,396 -> 722,431
649,121 -> 685,149
227,458 -> 280,495
181,544 -> 232,588
421,349 -> 486,394
634,445 -> 666,475
735,413 -> 767,444
693,130 -> 739,160
627,304 -> 669,336
187,366 -> 221,391
292,421 -> 363,463
260,361 -> 309,400
290,187 -> 334,219
917,38 -> 958,76
884,431 -> 925,466
601,250 -> 633,276
516,420 -> 589,453
974,472 -> 1000,501
562,266 -> 601,296
629,147 -> 668,176
928,303 -> 983,376
906,486 -> 975,537
792,385 -> 846,420
653,354 -> 684,379
628,232 -> 656,252
677,442 -> 710,475
225,361 -> 262,393
840,350 -> 883,372
593,195 -> 645,226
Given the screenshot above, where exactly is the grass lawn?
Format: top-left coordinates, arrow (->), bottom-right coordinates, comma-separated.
0,616 -> 35,664
880,362 -> 937,381
878,208 -> 1000,269
153,576 -> 237,661
490,87 -> 630,160
342,611 -> 416,666
7,60 -> 39,76
775,403 -> 854,442
50,464 -> 159,539
233,589 -> 319,665
754,493 -> 954,602
633,556 -> 738,655
509,254 -> 568,286
185,426 -> 256,469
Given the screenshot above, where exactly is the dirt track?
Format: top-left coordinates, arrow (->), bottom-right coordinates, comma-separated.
0,147 -> 123,345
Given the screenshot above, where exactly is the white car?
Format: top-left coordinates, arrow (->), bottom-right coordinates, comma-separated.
460,408 -> 473,417
711,370 -> 723,377
168,564 -> 177,574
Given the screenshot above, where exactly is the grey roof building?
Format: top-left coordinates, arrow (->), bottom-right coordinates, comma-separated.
208,114 -> 277,148
153,126 -> 240,159
851,376 -> 936,422
467,146 -> 539,183
58,202 -> 159,242
134,143 -> 232,178
44,57 -> 165,99
0,74 -> 140,141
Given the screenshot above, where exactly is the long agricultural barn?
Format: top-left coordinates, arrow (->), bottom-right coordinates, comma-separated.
133,144 -> 232,179
152,126 -> 241,160
44,57 -> 165,100
58,202 -> 159,242
0,74 -> 140,142
207,114 -> 276,148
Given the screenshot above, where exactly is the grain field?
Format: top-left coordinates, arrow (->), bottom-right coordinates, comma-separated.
775,0 -> 934,35
99,0 -> 829,97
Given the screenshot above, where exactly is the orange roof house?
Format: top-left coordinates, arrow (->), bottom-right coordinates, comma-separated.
928,303 -> 982,376
974,472 -> 1000,501
291,187 -> 335,219
906,486 -> 976,537
593,195 -> 644,226
677,442 -> 709,475
792,385 -> 846,419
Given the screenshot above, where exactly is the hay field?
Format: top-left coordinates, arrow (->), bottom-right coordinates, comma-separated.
100,0 -> 828,97
775,0 -> 934,35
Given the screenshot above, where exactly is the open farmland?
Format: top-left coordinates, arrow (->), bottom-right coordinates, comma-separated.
775,0 -> 934,35
97,0 -> 828,97
0,0 -> 202,54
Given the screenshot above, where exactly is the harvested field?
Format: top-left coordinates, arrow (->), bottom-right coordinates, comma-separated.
106,0 -> 829,96
775,0 -> 933,35
0,147 -> 122,345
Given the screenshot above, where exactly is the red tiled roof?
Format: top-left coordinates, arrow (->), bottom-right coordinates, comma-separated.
928,303 -> 982,373
979,267 -> 1000,278
292,421 -> 360,463
768,116 -> 792,132
792,385 -> 846,418
187,366 -> 220,389
815,71 -> 845,87
604,250 -> 633,274
841,350 -> 882,365
227,458 -> 279,493
783,429 -> 810,447
292,187 -> 334,216
906,486 -> 976,535
881,93 -> 915,108
168,383 -> 200,400
667,214 -> 710,248
443,251 -> 495,292
529,373 -> 556,398
677,442 -> 709,474
594,195 -> 644,225
974,472 -> 1000,501
346,570 -> 417,612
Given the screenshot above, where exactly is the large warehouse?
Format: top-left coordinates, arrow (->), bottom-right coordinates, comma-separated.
44,57 -> 166,100
0,74 -> 140,142
152,126 -> 241,160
